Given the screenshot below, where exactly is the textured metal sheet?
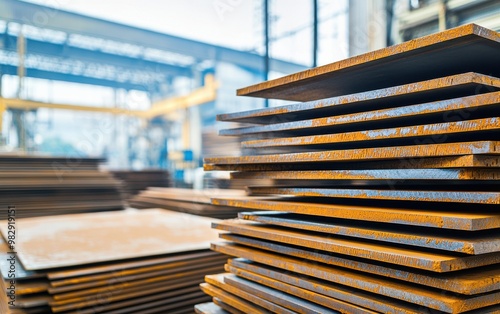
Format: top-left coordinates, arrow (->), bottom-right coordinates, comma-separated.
247,187 -> 500,204
231,168 -> 500,181
219,72 -> 500,124
0,209 -> 221,270
205,155 -> 500,171
238,212 -> 500,254
212,220 -> 500,272
213,298 -> 246,314
236,24 -> 500,101
225,261 -> 421,314
215,240 -> 500,295
222,273 -> 345,314
212,243 -> 500,313
224,269 -> 379,314
200,281 -> 273,314
204,141 -> 500,169
222,92 -> 500,136
212,198 -> 500,231
240,117 -> 500,153
195,302 -> 229,314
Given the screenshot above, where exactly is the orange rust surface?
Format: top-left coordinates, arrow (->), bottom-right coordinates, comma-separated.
219,237 -> 500,295
237,24 -> 500,101
0,209 -> 221,271
219,72 -> 500,123
247,187 -> 500,204
212,220 -> 500,272
225,263 -> 419,314
231,168 -> 500,181
211,197 -> 500,230
213,243 -> 500,313
241,117 -> 500,149
204,141 -> 500,166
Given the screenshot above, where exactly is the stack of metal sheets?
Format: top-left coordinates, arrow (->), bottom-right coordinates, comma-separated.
0,155 -> 124,219
197,24 -> 500,313
130,188 -> 247,219
0,209 -> 224,314
110,170 -> 172,198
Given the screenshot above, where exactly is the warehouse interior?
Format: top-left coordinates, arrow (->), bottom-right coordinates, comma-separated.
0,0 -> 499,313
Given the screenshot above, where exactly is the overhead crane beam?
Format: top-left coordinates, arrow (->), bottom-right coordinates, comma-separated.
0,75 -> 218,121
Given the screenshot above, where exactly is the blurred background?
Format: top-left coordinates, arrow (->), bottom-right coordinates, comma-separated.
0,0 -> 499,188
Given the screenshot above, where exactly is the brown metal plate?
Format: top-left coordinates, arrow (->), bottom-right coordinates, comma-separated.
212,197 -> 500,231
219,238 -> 500,295
219,72 -> 500,124
200,282 -> 270,314
236,24 -> 500,101
225,262 -> 420,314
213,220 -> 500,272
0,209 -> 221,270
238,212 -> 500,254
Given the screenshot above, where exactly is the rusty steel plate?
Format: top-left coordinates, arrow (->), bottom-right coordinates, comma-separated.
142,187 -> 246,204
48,250 -> 220,281
212,244 -> 500,313
213,298 -> 246,314
0,209 -> 221,271
212,198 -> 500,231
204,141 -> 500,169
222,273 -> 349,314
240,117 -> 500,153
200,281 -> 273,314
232,168 -> 500,181
195,302 -> 229,314
220,72 -> 500,124
224,269 -> 379,314
238,212 -> 500,254
236,24 -> 500,101
221,92 -> 500,137
206,273 -> 314,314
247,187 -> 500,204
213,220 -> 500,272
217,239 -> 500,295
225,262 -> 421,314
50,263 -> 222,297
51,281 -> 202,313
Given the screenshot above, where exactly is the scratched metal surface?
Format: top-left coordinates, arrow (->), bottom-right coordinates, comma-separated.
212,244 -> 500,313
204,141 -> 500,169
205,155 -> 500,171
213,220 -> 500,272
238,212 -> 500,254
231,168 -> 500,181
236,24 -> 500,101
222,273 -> 346,314
195,302 -> 229,314
247,187 -> 500,204
212,197 -> 500,230
225,261 -> 422,314
217,239 -> 500,295
219,72 -> 500,124
201,277 -> 275,314
221,92 -> 500,137
239,118 -> 500,153
0,209 -> 221,271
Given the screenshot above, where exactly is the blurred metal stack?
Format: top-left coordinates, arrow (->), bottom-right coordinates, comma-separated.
0,209 -> 224,314
0,156 -> 124,219
197,24 -> 500,313
130,187 -> 247,219
111,170 -> 172,198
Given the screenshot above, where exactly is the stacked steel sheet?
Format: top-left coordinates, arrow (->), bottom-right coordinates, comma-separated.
0,155 -> 124,219
197,24 -> 500,313
130,187 -> 247,219
110,170 -> 172,198
0,209 -> 224,314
